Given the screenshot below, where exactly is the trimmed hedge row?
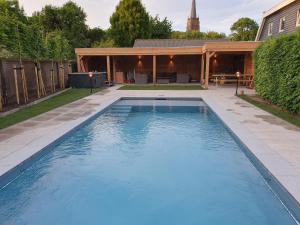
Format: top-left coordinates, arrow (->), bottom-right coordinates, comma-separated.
254,30 -> 300,114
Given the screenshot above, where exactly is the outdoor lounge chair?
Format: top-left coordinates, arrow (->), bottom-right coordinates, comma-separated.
176,74 -> 190,83
135,73 -> 148,84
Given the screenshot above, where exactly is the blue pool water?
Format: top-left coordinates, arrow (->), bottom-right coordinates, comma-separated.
0,99 -> 298,225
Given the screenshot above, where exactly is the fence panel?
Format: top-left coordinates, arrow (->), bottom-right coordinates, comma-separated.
0,58 -> 72,109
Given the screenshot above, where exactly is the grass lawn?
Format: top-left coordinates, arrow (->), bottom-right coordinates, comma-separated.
240,95 -> 300,128
118,85 -> 204,90
0,88 -> 105,130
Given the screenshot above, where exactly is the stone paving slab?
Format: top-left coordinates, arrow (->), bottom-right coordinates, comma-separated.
0,85 -> 299,208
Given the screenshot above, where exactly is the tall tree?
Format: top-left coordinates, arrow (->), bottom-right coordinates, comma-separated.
110,0 -> 150,47
31,5 -> 61,34
59,1 -> 89,49
0,0 -> 27,23
230,18 -> 259,41
45,31 -> 72,61
149,15 -> 172,39
0,0 -> 28,57
23,23 -> 46,61
86,27 -> 106,47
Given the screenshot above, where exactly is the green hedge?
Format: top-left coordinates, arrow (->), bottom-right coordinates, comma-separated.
254,30 -> 300,114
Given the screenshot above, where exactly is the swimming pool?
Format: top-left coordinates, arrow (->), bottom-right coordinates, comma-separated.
0,99 -> 298,225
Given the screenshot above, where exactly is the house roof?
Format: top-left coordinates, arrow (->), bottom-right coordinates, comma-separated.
262,0 -> 296,18
255,0 -> 297,40
133,39 -> 227,48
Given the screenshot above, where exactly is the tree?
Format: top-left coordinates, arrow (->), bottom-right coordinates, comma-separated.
86,27 -> 106,47
28,1 -> 89,58
230,18 -> 259,41
149,15 -> 172,39
205,31 -> 226,39
0,0 -> 28,57
0,0 -> 27,23
171,31 -> 226,40
31,5 -> 61,34
92,39 -> 115,48
45,31 -> 72,61
23,23 -> 46,61
172,31 -> 204,39
110,0 -> 150,47
59,1 -> 89,49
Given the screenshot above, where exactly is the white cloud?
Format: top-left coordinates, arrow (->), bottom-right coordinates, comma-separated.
19,0 -> 280,34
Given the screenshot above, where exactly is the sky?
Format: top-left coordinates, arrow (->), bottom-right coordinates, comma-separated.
18,0 -> 281,34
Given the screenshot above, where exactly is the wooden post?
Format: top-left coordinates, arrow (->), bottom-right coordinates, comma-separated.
205,52 -> 210,89
153,55 -> 156,84
112,57 -> 116,82
201,54 -> 205,84
51,61 -> 56,93
204,52 -> 216,89
76,55 -> 81,72
34,65 -> 41,98
0,90 -> 2,111
106,56 -> 111,83
68,62 -> 72,74
50,69 -> 53,93
13,65 -> 20,105
0,78 -> 2,111
59,64 -> 65,89
20,66 -> 29,103
38,63 -> 46,96
0,61 -> 3,111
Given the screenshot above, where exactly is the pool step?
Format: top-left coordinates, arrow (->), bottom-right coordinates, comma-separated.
108,106 -> 132,118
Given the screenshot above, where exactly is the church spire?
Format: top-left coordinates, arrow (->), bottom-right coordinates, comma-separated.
190,0 -> 197,19
187,0 -> 200,32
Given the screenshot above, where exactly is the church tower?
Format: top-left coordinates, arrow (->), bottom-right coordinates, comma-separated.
186,0 -> 200,32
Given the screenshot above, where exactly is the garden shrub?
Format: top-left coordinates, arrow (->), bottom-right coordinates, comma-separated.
254,30 -> 300,114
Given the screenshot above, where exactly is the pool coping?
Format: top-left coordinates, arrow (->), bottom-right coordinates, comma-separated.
201,96 -> 300,223
0,96 -> 121,186
0,91 -> 299,223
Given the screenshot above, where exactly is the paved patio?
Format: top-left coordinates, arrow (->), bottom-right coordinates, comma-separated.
0,85 -> 299,206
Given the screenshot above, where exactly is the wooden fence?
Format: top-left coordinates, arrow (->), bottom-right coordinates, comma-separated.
0,58 -> 73,111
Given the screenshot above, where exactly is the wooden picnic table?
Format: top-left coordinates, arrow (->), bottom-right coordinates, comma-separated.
211,74 -> 254,88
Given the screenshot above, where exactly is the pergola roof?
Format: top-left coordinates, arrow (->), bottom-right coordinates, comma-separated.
75,41 -> 260,56
133,39 -> 226,48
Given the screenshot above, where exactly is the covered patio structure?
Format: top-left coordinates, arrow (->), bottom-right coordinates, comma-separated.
75,40 -> 260,89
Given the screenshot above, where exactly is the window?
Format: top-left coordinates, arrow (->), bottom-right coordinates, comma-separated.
268,22 -> 273,36
279,17 -> 286,32
297,9 -> 300,27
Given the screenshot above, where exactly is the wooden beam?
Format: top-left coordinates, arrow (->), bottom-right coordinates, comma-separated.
76,47 -> 205,56
201,54 -> 205,84
153,55 -> 156,84
209,51 -> 216,58
75,42 -> 260,57
83,57 -> 89,72
80,57 -> 86,73
106,56 -> 111,82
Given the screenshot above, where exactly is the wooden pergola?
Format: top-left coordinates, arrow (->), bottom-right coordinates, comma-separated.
75,41 -> 260,89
